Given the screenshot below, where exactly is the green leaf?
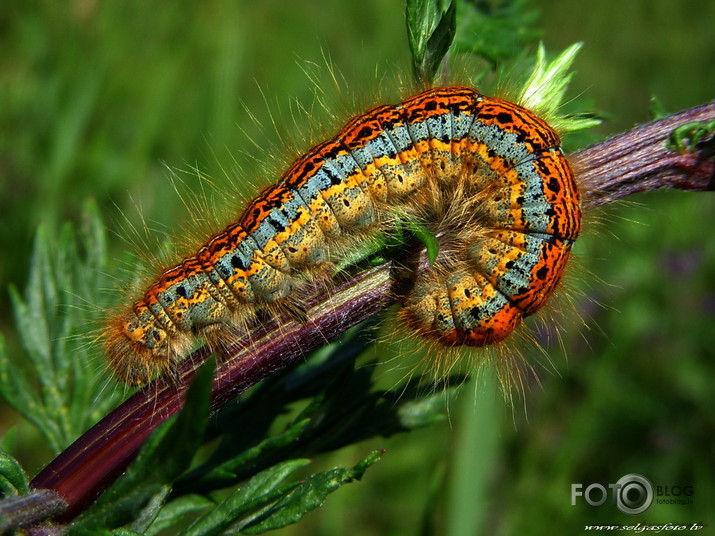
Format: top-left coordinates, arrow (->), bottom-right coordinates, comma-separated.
0,448 -> 28,497
127,485 -> 172,534
9,226 -> 59,407
648,95 -> 669,120
666,119 -> 715,159
241,450 -> 382,534
111,530 -> 146,536
0,200 -> 120,454
0,428 -> 17,455
177,459 -> 310,536
0,333 -> 59,450
5,231 -> 68,452
519,43 -> 601,133
335,215 -> 441,276
181,416 -> 313,493
406,0 -> 456,85
404,219 -> 440,265
452,0 -> 540,68
397,389 -> 452,429
145,495 -> 215,536
333,232 -> 392,273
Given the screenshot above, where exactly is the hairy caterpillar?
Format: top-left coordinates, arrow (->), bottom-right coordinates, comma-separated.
104,86 -> 580,384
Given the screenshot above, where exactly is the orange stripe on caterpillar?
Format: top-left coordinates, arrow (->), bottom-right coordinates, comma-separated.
104,86 -> 581,384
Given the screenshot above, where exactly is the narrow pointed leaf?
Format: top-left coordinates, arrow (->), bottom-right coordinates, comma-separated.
241,450 -> 382,534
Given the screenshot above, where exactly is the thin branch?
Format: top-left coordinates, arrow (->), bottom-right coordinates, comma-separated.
16,101 -> 715,531
573,101 -> 715,209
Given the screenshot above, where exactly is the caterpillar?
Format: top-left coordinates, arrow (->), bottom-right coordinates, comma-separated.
104,85 -> 581,385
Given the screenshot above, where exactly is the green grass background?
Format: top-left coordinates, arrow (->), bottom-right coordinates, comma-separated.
0,0 -> 713,534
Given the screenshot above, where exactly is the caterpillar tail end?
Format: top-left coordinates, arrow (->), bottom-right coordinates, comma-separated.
400,302 -> 523,348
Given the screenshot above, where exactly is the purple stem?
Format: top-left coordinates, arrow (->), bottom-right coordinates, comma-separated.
25,101 -> 715,527
572,101 -> 715,209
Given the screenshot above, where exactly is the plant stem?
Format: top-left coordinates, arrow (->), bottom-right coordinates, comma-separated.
0,489 -> 66,534
573,101 -> 715,209
18,101 -> 715,530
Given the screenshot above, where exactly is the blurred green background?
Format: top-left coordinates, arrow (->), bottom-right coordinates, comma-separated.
0,0 -> 713,534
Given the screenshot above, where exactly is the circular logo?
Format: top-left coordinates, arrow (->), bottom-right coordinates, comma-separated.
615,474 -> 653,515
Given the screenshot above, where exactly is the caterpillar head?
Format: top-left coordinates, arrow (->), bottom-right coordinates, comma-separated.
104,310 -> 177,385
